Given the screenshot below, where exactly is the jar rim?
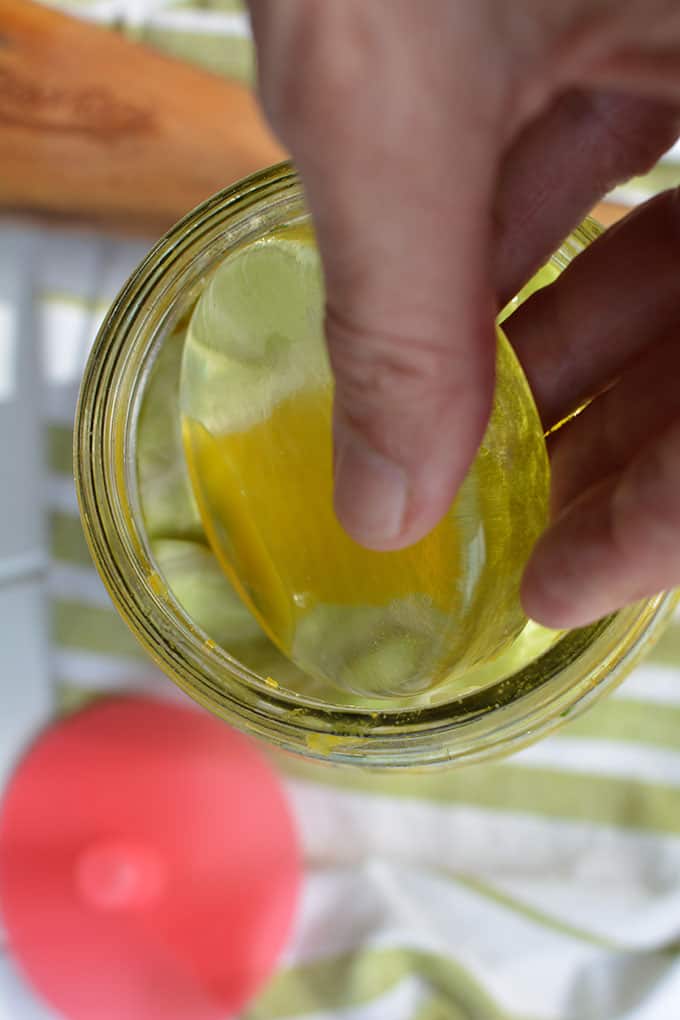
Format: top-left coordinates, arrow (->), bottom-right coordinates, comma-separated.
75,161 -> 678,768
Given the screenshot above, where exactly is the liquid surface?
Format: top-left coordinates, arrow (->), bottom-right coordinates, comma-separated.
180,223 -> 551,698
134,319 -> 559,712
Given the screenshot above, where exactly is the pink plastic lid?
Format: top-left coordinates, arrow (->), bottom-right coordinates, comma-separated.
0,696 -> 301,1020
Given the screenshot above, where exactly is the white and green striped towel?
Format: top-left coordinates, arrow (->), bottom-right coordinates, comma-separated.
2,3 -> 680,1017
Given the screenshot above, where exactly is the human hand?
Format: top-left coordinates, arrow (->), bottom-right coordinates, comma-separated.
507,188 -> 680,626
247,0 -> 680,626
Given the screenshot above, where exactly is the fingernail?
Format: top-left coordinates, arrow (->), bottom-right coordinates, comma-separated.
333,426 -> 408,546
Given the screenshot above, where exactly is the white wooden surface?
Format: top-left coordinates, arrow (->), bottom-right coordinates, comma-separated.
0,223 -> 58,1019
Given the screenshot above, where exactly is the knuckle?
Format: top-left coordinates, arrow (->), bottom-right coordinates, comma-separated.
645,497 -> 680,557
326,311 -> 457,419
614,428 -> 680,557
587,94 -> 680,188
256,14 -> 363,144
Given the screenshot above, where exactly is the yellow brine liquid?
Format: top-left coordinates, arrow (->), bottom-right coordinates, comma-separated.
180,222 -> 550,699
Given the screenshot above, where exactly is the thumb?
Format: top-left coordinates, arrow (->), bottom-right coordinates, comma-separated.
326,245 -> 497,551
248,0 -> 502,550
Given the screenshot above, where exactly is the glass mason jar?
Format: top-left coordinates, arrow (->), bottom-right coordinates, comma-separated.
75,162 -> 677,769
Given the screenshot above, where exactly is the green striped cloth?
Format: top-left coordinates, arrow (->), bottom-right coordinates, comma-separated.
28,2 -> 680,1017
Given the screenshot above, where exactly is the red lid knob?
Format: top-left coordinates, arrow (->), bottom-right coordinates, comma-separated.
0,697 -> 301,1020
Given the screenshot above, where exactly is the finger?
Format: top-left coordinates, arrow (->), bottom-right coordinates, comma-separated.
522,417 -> 680,629
583,4 -> 680,107
506,186 -> 680,429
250,1 -> 501,550
248,3 -> 680,553
549,330 -> 680,512
493,90 -> 680,302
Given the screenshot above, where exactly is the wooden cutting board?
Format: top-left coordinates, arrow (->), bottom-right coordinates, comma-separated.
0,0 -> 284,234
